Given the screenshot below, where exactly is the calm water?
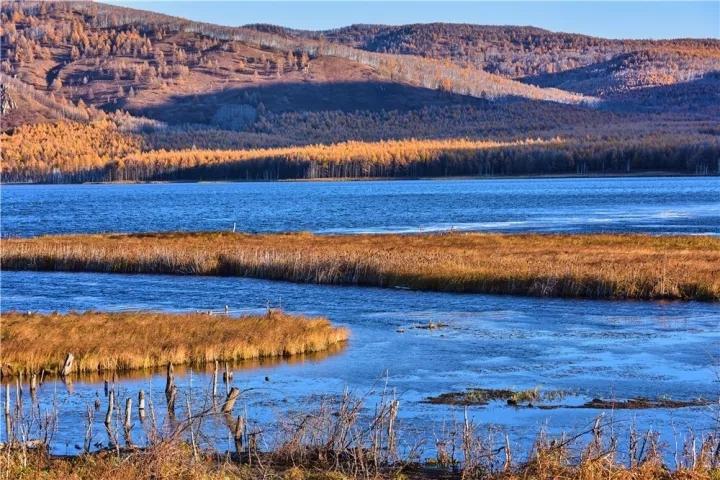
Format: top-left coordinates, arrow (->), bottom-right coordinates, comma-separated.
2,271 -> 719,456
2,177 -> 719,237
1,177 -> 719,458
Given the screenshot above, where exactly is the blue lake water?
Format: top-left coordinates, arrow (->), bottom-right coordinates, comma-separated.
1,177 -> 719,459
2,271 -> 719,458
2,177 -> 719,236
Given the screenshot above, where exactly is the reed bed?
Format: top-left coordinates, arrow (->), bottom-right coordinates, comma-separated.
3,232 -> 719,300
0,310 -> 349,375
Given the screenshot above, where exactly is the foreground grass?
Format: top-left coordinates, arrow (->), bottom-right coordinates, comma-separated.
1,442 -> 716,480
0,310 -> 349,375
3,232 -> 719,300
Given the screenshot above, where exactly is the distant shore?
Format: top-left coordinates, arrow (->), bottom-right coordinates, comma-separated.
1,171 -> 714,186
3,232 -> 718,301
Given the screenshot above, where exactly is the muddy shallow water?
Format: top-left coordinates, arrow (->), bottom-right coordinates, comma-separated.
2,271 -> 718,457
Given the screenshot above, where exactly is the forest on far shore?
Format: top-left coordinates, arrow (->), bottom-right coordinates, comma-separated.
2,120 -> 718,183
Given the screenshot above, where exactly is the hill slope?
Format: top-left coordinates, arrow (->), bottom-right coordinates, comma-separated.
272,23 -> 720,94
1,1 -> 718,181
0,0 -> 592,133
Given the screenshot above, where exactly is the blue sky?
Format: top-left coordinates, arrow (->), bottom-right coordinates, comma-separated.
109,1 -> 719,39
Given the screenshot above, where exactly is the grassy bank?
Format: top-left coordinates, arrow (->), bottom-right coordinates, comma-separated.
0,310 -> 349,375
2,438 -> 716,480
3,232 -> 719,300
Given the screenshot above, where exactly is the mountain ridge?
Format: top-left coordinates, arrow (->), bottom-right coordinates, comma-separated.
244,22 -> 720,91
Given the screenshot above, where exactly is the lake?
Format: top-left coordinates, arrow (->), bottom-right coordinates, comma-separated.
2,177 -> 719,237
1,176 -> 718,458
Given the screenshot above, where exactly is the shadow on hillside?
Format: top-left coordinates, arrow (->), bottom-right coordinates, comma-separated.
518,54 -> 631,95
521,56 -> 720,115
129,80 -> 488,125
602,72 -> 720,114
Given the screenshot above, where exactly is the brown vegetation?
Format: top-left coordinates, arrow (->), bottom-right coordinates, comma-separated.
3,232 -> 719,300
2,336 -> 717,479
0,310 -> 349,375
2,375 -> 719,478
2,442 -> 718,480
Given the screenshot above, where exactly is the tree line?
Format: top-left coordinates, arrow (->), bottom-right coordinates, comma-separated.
2,120 -> 717,183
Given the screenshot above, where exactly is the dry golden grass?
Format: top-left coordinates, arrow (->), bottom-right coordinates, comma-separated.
0,310 -> 349,375
3,232 -> 719,301
0,442 -> 716,480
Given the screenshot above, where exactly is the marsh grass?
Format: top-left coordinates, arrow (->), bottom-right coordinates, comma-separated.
2,408 -> 718,480
3,232 -> 719,300
1,368 -> 718,480
3,443 -> 717,480
426,387 -> 547,406
0,310 -> 349,376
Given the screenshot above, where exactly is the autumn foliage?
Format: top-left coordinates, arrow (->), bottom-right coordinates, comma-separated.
2,120 -> 718,182
0,120 -> 141,181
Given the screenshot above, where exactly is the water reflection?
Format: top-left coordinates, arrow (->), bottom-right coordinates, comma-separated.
0,343 -> 348,388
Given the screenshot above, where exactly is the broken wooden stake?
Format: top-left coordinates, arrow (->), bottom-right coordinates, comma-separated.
14,377 -> 21,410
105,389 -> 114,426
124,398 -> 132,430
234,415 -> 245,453
221,387 -> 240,413
3,384 -> 9,416
234,415 -> 244,441
61,353 -> 74,377
165,362 -> 175,393
212,360 -> 218,397
138,390 -> 146,420
167,384 -> 177,416
223,362 -> 233,382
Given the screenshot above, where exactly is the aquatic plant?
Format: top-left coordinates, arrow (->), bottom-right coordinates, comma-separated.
426,387 -> 546,406
3,232 -> 719,300
0,310 -> 349,375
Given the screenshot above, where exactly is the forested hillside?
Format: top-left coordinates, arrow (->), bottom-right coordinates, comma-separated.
1,0 -> 718,182
279,23 -> 720,91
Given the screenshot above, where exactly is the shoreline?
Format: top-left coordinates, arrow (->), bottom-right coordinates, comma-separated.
1,171 -> 715,186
